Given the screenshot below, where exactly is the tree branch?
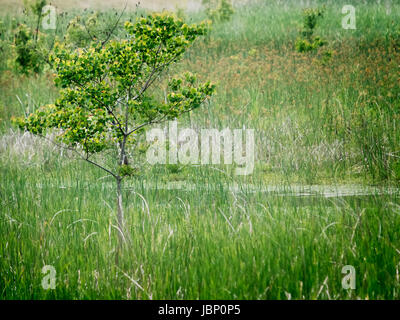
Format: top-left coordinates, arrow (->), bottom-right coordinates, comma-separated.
126,97 -> 209,137
85,155 -> 118,179
70,79 -> 126,136
37,132 -> 118,179
101,1 -> 128,46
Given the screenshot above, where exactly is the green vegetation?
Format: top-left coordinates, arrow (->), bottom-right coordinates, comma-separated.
13,0 -> 50,74
295,7 -> 326,53
1,0 -> 400,299
13,12 -> 215,245
203,0 -> 235,23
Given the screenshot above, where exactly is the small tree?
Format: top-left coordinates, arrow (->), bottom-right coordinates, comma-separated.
11,0 -> 48,74
13,13 -> 215,243
295,7 -> 326,53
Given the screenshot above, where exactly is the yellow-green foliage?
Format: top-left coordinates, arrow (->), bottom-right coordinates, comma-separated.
296,7 -> 326,53
14,23 -> 47,74
15,13 -> 215,162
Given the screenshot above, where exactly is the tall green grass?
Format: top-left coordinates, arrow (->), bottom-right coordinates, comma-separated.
1,0 -> 400,299
1,138 -> 400,299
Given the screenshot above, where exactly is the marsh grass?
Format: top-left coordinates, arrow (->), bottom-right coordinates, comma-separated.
1,0 -> 400,299
1,140 -> 400,299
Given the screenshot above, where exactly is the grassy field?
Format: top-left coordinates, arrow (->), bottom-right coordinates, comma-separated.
1,0 -> 400,299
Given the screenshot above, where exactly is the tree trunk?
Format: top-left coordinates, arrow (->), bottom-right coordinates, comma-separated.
116,177 -> 125,244
116,134 -> 127,251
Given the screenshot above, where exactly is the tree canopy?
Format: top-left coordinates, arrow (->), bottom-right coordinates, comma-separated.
14,13 -> 215,162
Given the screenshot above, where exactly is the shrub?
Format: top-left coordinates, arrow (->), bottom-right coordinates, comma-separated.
10,0 -> 49,74
14,24 -> 46,74
301,7 -> 325,40
295,36 -> 326,53
295,7 -> 327,53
